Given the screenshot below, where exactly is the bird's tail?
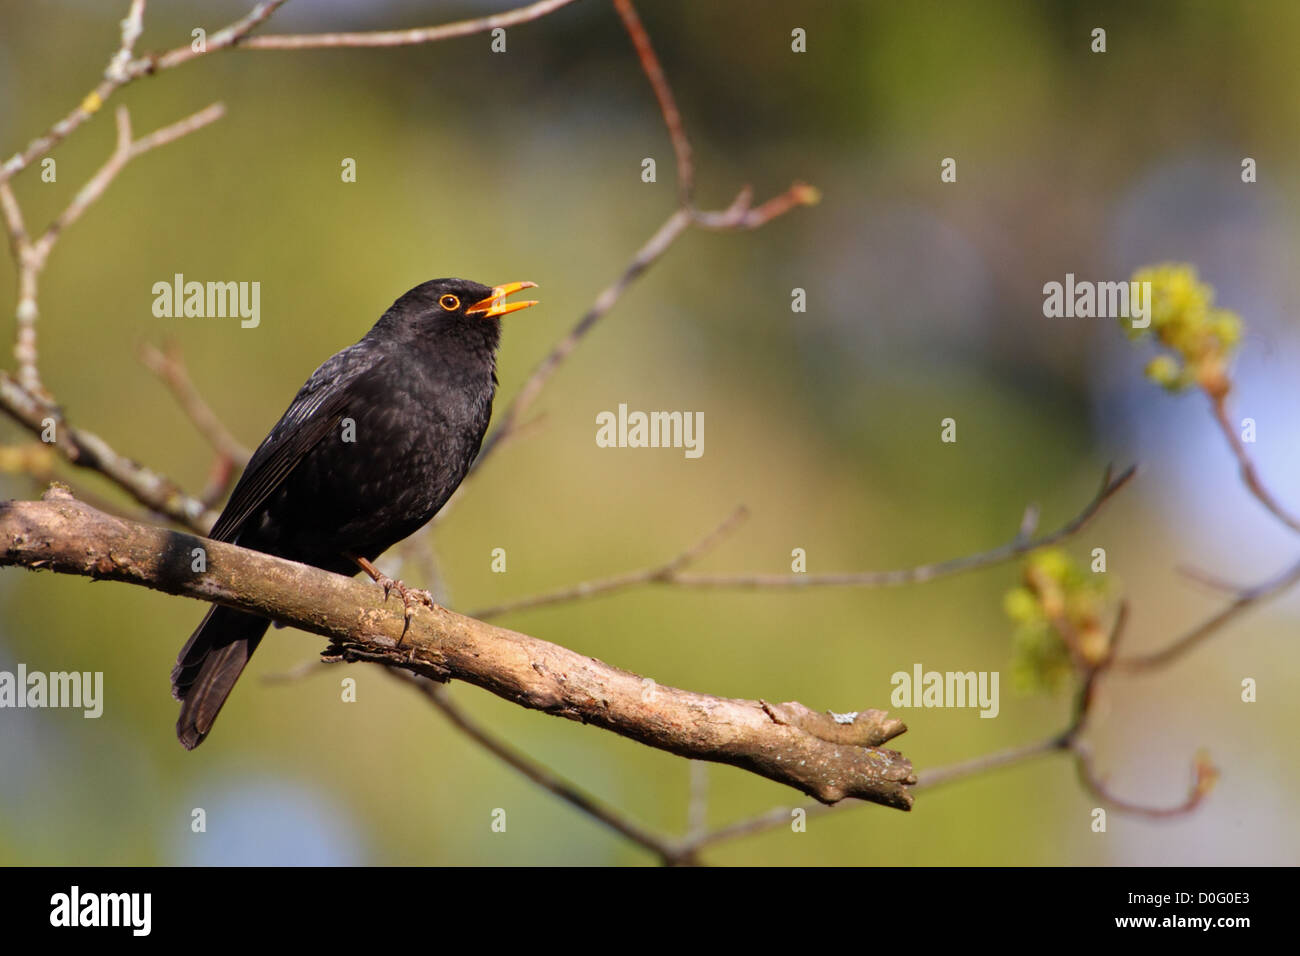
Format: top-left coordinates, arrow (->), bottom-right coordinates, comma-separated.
171,605 -> 270,750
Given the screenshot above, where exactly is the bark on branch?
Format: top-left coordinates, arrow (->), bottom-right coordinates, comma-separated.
0,487 -> 915,809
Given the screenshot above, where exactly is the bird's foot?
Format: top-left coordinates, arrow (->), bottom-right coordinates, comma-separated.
353,557 -> 443,643
382,577 -> 441,643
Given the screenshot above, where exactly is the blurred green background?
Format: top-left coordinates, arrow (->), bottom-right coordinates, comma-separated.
2,0 -> 1298,865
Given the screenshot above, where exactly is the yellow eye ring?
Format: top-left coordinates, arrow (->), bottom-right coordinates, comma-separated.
439,294 -> 460,311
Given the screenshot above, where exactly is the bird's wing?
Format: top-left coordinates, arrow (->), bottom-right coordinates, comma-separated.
208,344 -> 374,543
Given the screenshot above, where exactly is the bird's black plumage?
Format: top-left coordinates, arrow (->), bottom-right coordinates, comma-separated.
172,277 -> 536,749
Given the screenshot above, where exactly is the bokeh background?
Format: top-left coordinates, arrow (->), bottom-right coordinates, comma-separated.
1,0 -> 1298,865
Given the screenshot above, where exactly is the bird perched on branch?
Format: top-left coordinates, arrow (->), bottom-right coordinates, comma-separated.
171,278 -> 538,749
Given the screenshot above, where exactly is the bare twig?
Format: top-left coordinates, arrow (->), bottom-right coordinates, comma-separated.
34,104 -> 225,263
468,505 -> 747,619
1209,393 -> 1300,534
239,0 -> 581,50
1116,556 -> 1300,672
0,441 -> 149,522
612,0 -> 692,206
468,2 -> 817,473
668,466 -> 1134,589
0,373 -> 215,530
1074,747 -> 1218,819
912,736 -> 1070,791
475,208 -> 688,466
473,181 -> 818,471
107,1 -> 149,83
0,101 -> 225,518
688,801 -> 839,850
1174,563 -> 1250,594
483,465 -> 1131,600
390,671 -> 697,864
139,342 -> 252,467
1,1 -> 283,183
395,526 -> 450,608
2,102 -> 224,394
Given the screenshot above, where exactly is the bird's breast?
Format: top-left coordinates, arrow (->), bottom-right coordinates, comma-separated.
246,367 -> 494,564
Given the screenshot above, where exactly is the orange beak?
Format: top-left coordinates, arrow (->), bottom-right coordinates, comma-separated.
466,281 -> 539,318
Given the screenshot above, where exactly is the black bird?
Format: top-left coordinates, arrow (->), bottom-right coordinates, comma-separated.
171,277 -> 538,749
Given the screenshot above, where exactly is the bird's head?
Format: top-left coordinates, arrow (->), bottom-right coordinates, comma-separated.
376,278 -> 539,350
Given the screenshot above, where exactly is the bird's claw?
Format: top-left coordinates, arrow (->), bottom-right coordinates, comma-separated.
353,556 -> 443,645
369,572 -> 442,644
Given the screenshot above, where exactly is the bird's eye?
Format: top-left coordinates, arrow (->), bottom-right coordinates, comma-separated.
439,294 -> 460,311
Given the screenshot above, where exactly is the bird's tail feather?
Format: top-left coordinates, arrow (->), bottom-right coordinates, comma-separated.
171,605 -> 270,750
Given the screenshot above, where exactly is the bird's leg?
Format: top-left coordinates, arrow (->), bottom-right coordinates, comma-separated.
352,556 -> 443,643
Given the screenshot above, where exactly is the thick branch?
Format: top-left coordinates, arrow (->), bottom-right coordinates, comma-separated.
0,489 -> 915,809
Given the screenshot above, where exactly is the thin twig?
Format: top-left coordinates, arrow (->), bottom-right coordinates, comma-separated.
239,0 -> 581,50
689,802 -> 838,850
0,373 -> 215,531
472,181 -> 818,472
395,526 -> 450,609
612,0 -> 692,206
2,443 -> 150,522
481,466 -> 1133,607
134,336 -> 255,507
0,1 -> 283,183
475,208 -> 690,467
2,102 -> 224,394
139,341 -> 252,466
468,505 -> 748,619
1073,747 -> 1217,819
1116,556 -> 1300,672
1209,393 -> 1300,534
668,466 -> 1134,589
1174,563 -> 1250,594
32,104 -> 226,262
913,736 -> 1070,790
388,670 -> 697,865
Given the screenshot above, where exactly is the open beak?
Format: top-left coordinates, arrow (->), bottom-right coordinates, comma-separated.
466,281 -> 539,318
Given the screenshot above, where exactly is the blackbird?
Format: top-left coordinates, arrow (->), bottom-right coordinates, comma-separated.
171,277 -> 538,749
